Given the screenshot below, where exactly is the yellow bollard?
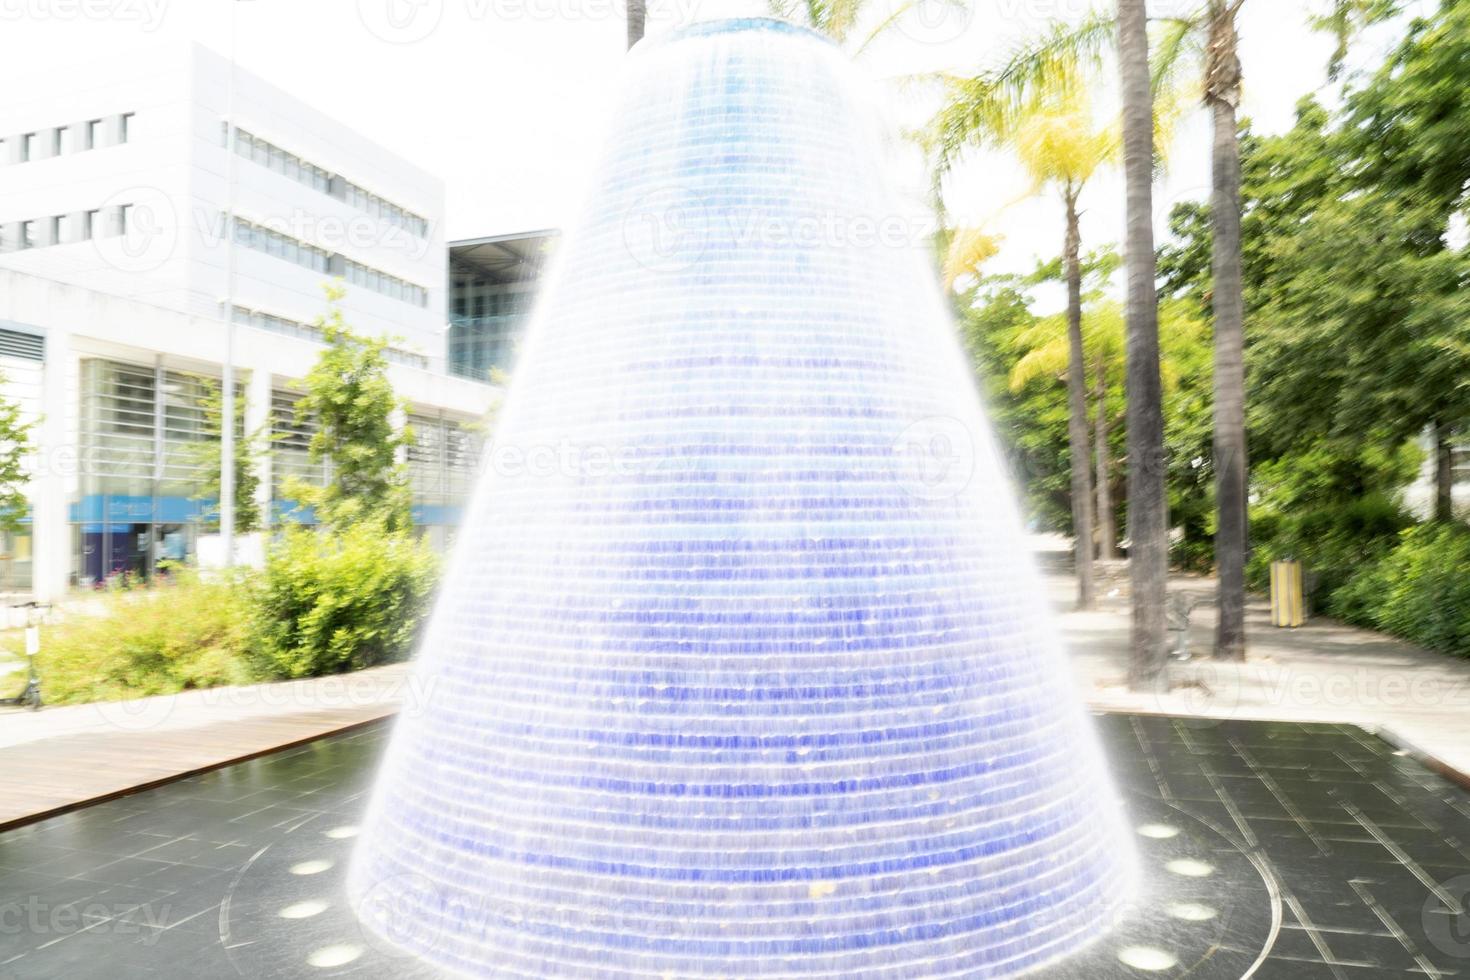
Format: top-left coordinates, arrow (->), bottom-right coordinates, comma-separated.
1270,560 -> 1304,628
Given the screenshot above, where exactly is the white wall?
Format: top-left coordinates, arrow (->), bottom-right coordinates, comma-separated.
0,44 -> 447,361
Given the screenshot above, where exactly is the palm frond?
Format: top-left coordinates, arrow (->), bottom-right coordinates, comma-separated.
927,11 -> 1116,177
941,226 -> 1002,291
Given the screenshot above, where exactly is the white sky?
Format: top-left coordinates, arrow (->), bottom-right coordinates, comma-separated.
0,0 -> 1432,313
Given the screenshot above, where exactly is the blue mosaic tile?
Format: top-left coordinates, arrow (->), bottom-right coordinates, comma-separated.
349,17 -> 1134,978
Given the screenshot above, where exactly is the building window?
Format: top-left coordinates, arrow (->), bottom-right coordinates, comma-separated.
20,221 -> 35,249
46,128 -> 60,157
87,119 -> 102,150
120,204 -> 134,236
21,133 -> 34,162
232,217 -> 331,275
227,124 -> 429,238
342,259 -> 428,307
120,112 -> 135,143
84,209 -> 99,239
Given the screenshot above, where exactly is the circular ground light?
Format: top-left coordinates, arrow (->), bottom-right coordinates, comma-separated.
219,793 -> 1278,979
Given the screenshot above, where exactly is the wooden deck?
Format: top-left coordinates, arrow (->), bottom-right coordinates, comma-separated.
0,665 -> 412,830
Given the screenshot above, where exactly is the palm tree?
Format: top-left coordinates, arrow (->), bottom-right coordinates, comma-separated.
931,2 -> 1394,672
923,5 -> 1174,662
1116,0 -> 1170,688
1006,285 -> 1214,568
1154,0 -> 1397,660
1197,0 -> 1249,660
627,0 -> 645,49
931,81 -> 1107,608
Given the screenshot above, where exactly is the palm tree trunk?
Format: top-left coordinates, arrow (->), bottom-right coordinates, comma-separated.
1207,2 -> 1249,662
1064,190 -> 1096,609
1094,356 -> 1116,561
627,0 -> 646,49
1118,0 -> 1170,690
1435,419 -> 1455,522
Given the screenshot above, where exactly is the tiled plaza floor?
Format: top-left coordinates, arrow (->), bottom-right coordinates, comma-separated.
1,714 -> 1467,978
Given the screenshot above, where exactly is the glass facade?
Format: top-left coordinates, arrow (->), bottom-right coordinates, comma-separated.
72,361 -> 480,586
407,412 -> 480,530
76,360 -> 227,585
447,289 -> 533,381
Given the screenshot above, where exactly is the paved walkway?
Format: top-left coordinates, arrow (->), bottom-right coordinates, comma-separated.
0,547 -> 1466,829
1049,554 -> 1470,781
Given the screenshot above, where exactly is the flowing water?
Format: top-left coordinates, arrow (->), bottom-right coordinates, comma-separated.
350,18 -> 1135,978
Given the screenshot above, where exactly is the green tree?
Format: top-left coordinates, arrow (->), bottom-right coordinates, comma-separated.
1162,85 -> 1470,530
258,287 -> 440,680
188,379 -> 265,534
286,286 -> 414,533
0,373 -> 33,537
947,2 -> 1397,662
1344,0 -> 1470,520
1005,273 -> 1213,570
1015,250 -> 1124,560
925,3 -> 1177,677
1146,0 -> 1399,659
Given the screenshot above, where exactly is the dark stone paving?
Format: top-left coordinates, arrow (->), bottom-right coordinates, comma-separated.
0,715 -> 1465,979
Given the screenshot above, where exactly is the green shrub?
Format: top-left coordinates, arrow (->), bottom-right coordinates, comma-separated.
1246,492 -> 1414,599
34,572 -> 255,704
250,521 -> 439,679
1337,524 -> 1470,657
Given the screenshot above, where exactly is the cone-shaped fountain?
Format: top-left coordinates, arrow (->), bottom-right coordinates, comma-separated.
350,18 -> 1134,978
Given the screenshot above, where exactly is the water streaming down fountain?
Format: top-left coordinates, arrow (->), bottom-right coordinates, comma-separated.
350,18 -> 1135,977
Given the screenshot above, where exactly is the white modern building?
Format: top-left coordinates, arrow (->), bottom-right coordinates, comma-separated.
0,45 -> 495,599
